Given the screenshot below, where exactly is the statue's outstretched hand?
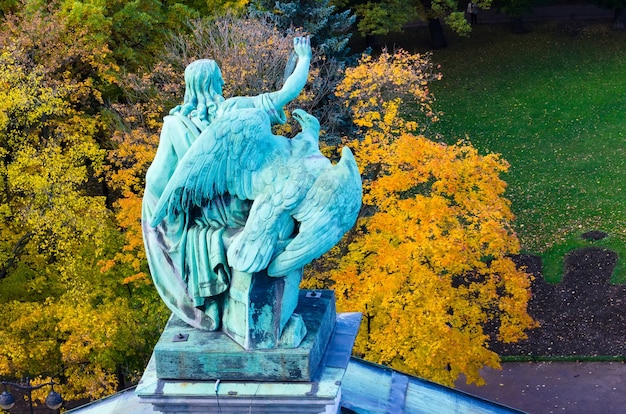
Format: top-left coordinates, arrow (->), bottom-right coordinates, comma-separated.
294,36 -> 312,60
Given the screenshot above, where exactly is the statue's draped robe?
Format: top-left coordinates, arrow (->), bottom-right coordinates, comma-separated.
142,94 -> 286,330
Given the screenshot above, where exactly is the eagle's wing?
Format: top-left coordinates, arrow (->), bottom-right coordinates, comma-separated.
267,146 -> 362,276
150,108 -> 289,227
227,158 -> 324,273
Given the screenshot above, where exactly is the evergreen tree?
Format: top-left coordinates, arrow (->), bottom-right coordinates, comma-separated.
249,0 -> 355,56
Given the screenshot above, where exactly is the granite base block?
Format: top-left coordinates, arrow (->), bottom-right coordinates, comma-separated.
154,289 -> 336,382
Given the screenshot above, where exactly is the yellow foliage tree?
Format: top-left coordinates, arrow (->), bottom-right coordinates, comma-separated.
0,6 -> 168,402
304,50 -> 537,386
104,63 -> 181,284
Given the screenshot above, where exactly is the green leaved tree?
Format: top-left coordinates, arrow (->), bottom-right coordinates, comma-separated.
343,0 -> 491,48
249,0 -> 355,56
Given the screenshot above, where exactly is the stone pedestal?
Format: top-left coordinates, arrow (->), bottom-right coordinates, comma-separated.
154,290 -> 337,382
136,291 -> 361,414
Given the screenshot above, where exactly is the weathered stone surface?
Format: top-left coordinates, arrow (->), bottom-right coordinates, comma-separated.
154,290 -> 336,381
221,268 -> 305,350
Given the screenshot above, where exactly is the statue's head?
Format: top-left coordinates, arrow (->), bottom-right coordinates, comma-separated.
175,59 -> 225,123
184,59 -> 224,98
292,109 -> 321,138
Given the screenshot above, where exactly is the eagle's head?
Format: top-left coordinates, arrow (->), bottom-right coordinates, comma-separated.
292,109 -> 320,139
291,109 -> 328,168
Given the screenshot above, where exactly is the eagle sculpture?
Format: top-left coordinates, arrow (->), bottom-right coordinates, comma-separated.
150,108 -> 362,277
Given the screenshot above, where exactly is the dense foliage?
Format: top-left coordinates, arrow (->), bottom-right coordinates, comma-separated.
249,0 -> 355,55
0,0 -> 535,404
0,1 -> 169,401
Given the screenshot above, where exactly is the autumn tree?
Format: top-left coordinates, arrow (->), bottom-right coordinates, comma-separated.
0,1 -> 349,405
0,0 -> 535,401
170,0 -> 250,15
162,13 -> 346,127
303,50 -> 536,386
0,3 -> 168,401
104,63 -> 181,285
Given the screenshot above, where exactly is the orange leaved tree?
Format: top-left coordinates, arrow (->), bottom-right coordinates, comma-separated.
304,50 -> 537,386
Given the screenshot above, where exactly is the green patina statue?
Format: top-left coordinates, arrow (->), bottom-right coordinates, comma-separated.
142,36 -> 361,350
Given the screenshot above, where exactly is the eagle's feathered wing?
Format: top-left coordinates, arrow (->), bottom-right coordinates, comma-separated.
150,108 -> 289,227
150,107 -> 304,274
267,146 -> 362,276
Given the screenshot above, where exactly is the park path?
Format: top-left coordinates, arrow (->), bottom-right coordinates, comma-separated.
455,361 -> 626,413
474,4 -> 612,25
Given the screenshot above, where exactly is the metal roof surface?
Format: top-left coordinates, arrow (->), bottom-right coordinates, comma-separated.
341,358 -> 526,414
66,357 -> 525,414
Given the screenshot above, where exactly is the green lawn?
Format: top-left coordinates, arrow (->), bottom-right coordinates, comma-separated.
400,22 -> 626,282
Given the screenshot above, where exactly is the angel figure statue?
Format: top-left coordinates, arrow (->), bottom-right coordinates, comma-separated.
142,36 -> 362,350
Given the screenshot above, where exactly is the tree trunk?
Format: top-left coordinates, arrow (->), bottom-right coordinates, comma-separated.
116,366 -> 125,391
613,8 -> 626,30
0,232 -> 33,280
428,18 -> 447,49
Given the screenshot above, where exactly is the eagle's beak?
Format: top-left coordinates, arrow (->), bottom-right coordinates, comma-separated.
292,109 -> 306,125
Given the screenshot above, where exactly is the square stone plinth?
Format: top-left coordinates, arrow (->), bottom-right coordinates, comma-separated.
137,312 -> 362,414
154,289 -> 336,382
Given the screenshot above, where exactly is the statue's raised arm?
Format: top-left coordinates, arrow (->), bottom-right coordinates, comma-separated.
269,36 -> 312,110
216,36 -> 311,125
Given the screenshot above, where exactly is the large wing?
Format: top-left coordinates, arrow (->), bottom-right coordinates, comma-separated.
267,146 -> 362,276
150,108 -> 289,227
226,161 -> 314,274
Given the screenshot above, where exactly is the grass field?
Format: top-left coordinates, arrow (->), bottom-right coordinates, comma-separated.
376,21 -> 626,282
